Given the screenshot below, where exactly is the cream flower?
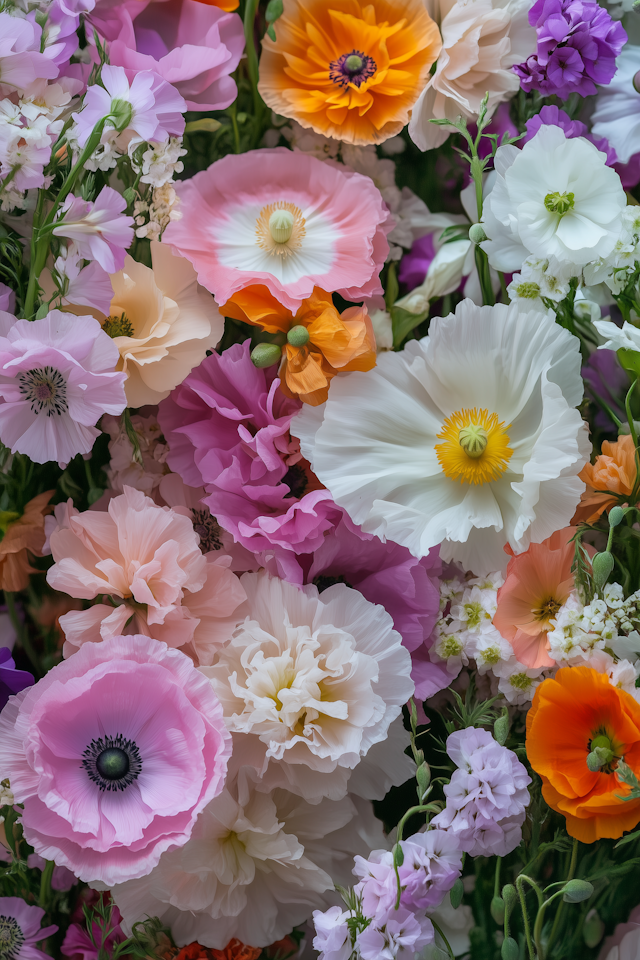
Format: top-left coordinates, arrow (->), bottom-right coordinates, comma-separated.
202,572 -> 414,803
480,125 -> 627,272
409,0 -> 535,151
109,769 -> 385,950
101,241 -> 224,406
292,299 -> 590,576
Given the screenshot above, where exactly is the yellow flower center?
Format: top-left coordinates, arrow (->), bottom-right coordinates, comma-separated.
256,201 -> 306,258
435,407 -> 513,485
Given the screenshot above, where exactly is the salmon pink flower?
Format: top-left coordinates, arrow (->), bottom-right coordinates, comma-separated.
163,148 -> 392,313
0,634 -> 231,884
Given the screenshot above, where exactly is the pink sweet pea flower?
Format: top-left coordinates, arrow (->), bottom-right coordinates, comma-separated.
52,186 -> 134,273
72,63 -> 186,147
0,14 -> 59,90
89,0 -> 244,111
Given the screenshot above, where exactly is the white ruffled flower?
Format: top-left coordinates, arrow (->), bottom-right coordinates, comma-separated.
481,125 -> 627,273
202,572 -> 414,803
110,769 -> 382,950
292,299 -> 589,575
592,44 -> 640,164
409,0 -> 535,151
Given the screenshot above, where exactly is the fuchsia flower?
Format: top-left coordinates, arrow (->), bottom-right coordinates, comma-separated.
72,64 -> 186,147
90,0 -> 245,112
0,634 -> 232,885
0,898 -> 57,960
52,187 -> 134,274
163,148 -> 392,313
0,311 -> 127,468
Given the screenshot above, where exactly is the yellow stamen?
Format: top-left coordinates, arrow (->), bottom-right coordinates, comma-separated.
435,407 -> 512,485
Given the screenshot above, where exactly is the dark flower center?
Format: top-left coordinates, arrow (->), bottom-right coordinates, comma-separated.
103,312 -> 134,338
329,49 -> 377,88
18,367 -> 68,417
313,574 -> 353,593
0,917 -> 24,960
82,733 -> 142,792
283,463 -> 308,499
192,507 -> 223,553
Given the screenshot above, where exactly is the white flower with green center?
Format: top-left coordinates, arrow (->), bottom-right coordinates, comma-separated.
480,125 -> 627,272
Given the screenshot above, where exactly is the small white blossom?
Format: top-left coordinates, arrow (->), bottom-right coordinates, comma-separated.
132,137 -> 187,187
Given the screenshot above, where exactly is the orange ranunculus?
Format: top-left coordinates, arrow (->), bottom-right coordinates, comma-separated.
573,433 -> 637,524
493,528 -> 588,669
0,491 -> 53,592
526,666 -> 640,843
175,941 -> 261,960
257,0 -> 442,145
224,285 -> 376,404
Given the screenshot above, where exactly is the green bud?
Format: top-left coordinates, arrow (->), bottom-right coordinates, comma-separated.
490,895 -> 505,925
287,325 -> 310,347
184,118 -> 222,135
468,223 -> 487,244
250,343 -> 282,368
494,708 -> 510,746
450,877 -> 464,910
345,54 -> 364,72
108,98 -> 133,132
583,908 -> 605,948
416,762 -> 431,800
609,505 -> 625,528
586,745 -> 614,771
501,936 -> 519,960
393,842 -> 404,867
592,551 -> 614,590
563,879 -> 594,903
501,884 -> 517,911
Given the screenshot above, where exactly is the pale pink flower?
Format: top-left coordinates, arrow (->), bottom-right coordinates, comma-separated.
0,634 -> 232,885
0,14 -> 59,90
52,187 -> 135,274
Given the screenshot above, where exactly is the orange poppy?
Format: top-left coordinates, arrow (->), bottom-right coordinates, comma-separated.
573,433 -> 638,524
175,941 -> 261,960
0,491 -> 53,592
493,528 -> 587,669
258,0 -> 442,145
223,284 -> 376,404
526,666 -> 640,843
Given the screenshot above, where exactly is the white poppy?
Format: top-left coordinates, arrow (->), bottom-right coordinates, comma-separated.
292,299 -> 590,576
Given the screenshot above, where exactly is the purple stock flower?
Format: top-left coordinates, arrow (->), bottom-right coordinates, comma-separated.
513,0 -> 626,100
432,727 -> 531,857
0,898 -> 57,960
524,105 -> 617,165
52,187 -> 134,274
0,647 -> 33,711
398,234 -> 436,292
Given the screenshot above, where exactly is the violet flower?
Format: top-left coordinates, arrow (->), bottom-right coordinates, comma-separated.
0,647 -> 33,712
524,105 -> 617,165
52,187 -> 134,274
513,0 -> 626,99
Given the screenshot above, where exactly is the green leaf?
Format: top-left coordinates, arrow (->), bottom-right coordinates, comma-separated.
391,305 -> 428,348
384,261 -> 398,312
618,347 -> 640,378
266,24 -> 276,40
265,0 -> 284,22
615,828 -> 640,849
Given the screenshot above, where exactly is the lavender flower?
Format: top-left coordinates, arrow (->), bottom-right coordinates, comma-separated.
431,727 -> 531,857
0,647 -> 33,711
357,908 -> 434,960
0,897 -> 57,960
513,0 -> 626,100
52,187 -> 134,273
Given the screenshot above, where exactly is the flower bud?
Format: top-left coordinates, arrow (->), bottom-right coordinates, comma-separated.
109,98 -> 133,132
491,895 -> 505,925
494,708 -> 510,746
468,223 -> 487,244
501,884 -> 517,911
450,877 -> 464,910
393,842 -> 404,867
609,505 -> 625,528
583,908 -> 605,948
416,761 -> 431,799
591,550 -> 614,590
287,325 -> 310,347
501,936 -> 519,960
562,879 -> 594,903
250,343 -> 282,368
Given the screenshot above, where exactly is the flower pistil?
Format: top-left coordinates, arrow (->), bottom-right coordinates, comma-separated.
435,407 -> 512,485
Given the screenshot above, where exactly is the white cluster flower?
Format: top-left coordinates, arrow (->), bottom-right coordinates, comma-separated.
584,207 -> 640,294
493,658 -> 549,706
432,570 -> 511,676
507,256 -> 576,307
133,182 -> 181,240
131,137 -> 187,187
547,584 -> 640,674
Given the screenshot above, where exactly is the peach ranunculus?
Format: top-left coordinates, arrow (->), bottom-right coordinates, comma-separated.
257,0 -> 442,146
408,0 -> 536,151
45,486 -> 247,665
223,285 -> 376,405
526,666 -> 640,843
0,491 -> 53,592
493,528 -> 584,669
574,433 -> 638,524
98,241 -> 224,407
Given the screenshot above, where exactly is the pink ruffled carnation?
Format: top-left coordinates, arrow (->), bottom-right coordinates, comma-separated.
431,727 -> 531,857
46,485 -> 247,665
0,311 -> 127,468
0,634 -> 231,885
90,0 -> 245,112
158,341 -> 346,566
163,148 -> 392,313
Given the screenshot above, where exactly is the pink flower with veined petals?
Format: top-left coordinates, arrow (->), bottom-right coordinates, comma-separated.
46,486 -> 247,665
52,187 -> 134,274
0,898 -> 57,960
0,311 -> 127,468
72,64 -> 186,146
0,634 -> 231,885
89,0 -> 245,112
163,148 -> 392,313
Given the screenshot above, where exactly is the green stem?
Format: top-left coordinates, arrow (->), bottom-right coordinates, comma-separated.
546,838 -> 579,957
432,919 -> 455,960
625,378 -> 639,451
243,0 -> 262,116
516,875 -> 539,960
474,245 -> 495,307
38,859 -> 55,909
494,857 -> 502,900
